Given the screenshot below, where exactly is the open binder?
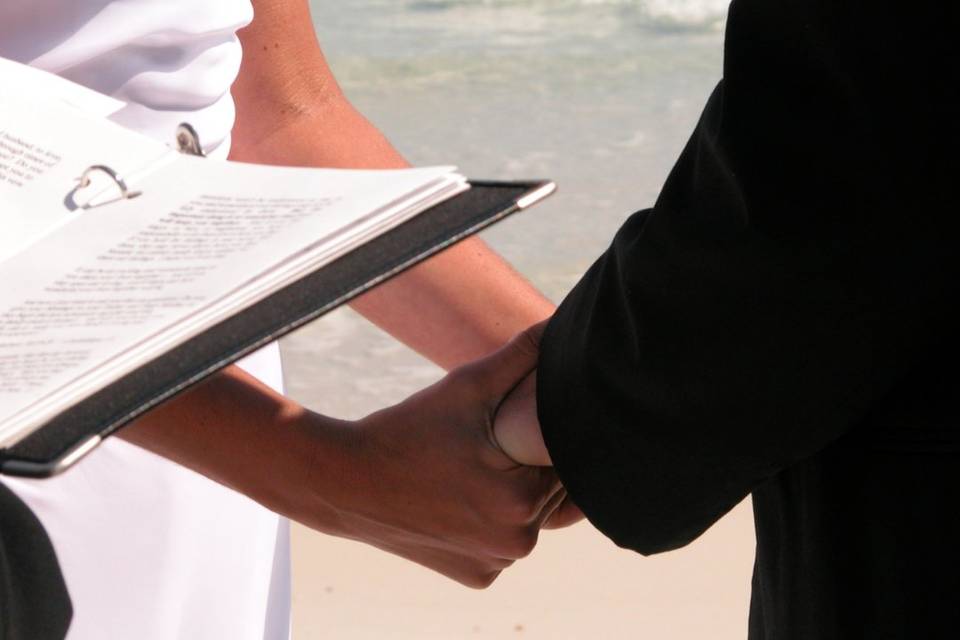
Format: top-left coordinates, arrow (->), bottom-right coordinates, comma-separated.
0,121 -> 555,478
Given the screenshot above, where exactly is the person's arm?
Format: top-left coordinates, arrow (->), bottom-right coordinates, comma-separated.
123,326 -> 563,588
229,0 -> 553,369
118,0 -> 559,585
493,73 -> 954,554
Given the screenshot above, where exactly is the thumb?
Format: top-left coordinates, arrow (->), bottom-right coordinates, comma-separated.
470,319 -> 548,399
542,496 -> 586,530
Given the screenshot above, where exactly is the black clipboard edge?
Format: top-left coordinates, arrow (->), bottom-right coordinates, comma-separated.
0,180 -> 555,478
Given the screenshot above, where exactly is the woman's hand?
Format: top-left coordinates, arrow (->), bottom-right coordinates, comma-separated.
292,326 -> 565,588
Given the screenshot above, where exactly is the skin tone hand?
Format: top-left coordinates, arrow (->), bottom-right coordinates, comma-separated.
494,322 -> 586,529
124,325 -> 565,588
316,325 -> 568,587
120,0 -> 564,587
494,370 -> 549,466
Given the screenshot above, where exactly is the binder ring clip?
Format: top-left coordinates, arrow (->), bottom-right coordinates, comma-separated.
66,164 -> 142,210
176,123 -> 206,157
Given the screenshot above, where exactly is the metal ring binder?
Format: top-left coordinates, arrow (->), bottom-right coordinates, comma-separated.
67,122 -> 204,210
176,123 -> 206,157
76,164 -> 142,202
1,180 -> 553,477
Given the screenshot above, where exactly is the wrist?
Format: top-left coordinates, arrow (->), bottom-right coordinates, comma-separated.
230,95 -> 409,170
262,410 -> 363,536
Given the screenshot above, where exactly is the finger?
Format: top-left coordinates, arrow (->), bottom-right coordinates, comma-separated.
375,540 -> 513,589
468,320 -> 549,400
534,484 -> 570,529
528,466 -> 563,517
542,496 -> 586,530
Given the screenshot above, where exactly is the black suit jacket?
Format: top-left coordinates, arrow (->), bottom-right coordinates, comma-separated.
538,1 -> 959,637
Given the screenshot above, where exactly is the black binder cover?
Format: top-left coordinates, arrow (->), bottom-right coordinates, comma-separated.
0,180 -> 552,478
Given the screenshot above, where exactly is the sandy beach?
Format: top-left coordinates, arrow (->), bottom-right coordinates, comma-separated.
282,1 -> 755,637
291,491 -> 754,639
283,315 -> 756,640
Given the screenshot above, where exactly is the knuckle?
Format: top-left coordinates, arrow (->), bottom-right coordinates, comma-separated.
503,480 -> 542,519
445,365 -> 484,399
497,527 -> 539,560
464,568 -> 503,590
512,328 -> 541,359
442,367 -> 468,391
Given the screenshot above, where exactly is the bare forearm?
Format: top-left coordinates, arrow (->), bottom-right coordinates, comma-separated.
120,337 -> 565,588
351,238 -> 552,368
231,3 -> 553,368
119,366 -> 345,523
231,99 -> 553,367
231,98 -> 553,366
125,0 -> 552,493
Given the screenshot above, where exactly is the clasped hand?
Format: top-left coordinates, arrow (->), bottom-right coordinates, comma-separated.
294,321 -> 581,588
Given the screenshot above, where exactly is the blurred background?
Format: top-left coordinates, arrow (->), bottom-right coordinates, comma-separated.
281,1 -> 755,637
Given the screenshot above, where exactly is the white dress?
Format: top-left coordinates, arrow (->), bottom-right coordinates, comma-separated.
0,2 -> 292,638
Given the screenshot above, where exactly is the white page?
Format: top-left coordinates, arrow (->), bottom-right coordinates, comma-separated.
0,94 -> 173,263
106,172 -> 469,385
43,172 -> 470,435
0,56 -> 125,118
0,154 -> 465,445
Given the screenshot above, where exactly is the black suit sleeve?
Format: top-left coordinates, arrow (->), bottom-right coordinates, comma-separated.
537,1 -> 957,555
0,483 -> 72,640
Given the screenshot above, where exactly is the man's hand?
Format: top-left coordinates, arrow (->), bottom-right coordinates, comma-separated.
293,325 -> 565,588
494,370 -> 550,465
493,323 -> 586,529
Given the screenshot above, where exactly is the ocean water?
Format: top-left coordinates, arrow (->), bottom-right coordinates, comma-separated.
286,4 -> 740,637
283,0 -> 726,416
